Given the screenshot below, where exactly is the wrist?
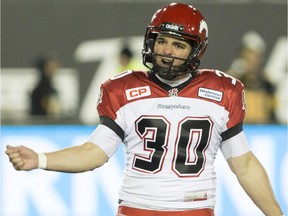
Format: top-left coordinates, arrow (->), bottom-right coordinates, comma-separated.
37,153 -> 47,169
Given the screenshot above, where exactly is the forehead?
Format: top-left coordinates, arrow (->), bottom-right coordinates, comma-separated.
157,34 -> 190,45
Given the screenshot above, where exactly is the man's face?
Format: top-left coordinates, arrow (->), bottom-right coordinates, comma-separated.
153,34 -> 192,70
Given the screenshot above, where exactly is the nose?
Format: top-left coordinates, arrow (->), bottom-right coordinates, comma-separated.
162,43 -> 173,56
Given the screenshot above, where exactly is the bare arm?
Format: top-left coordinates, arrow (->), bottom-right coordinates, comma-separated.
227,152 -> 283,216
5,142 -> 108,173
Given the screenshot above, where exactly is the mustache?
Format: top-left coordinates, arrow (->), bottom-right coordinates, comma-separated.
153,53 -> 187,62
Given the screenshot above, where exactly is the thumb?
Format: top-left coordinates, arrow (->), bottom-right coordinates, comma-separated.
5,145 -> 18,154
5,145 -> 27,156
6,145 -> 14,149
6,145 -> 25,150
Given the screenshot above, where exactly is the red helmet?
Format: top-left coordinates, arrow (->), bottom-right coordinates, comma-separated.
142,3 -> 208,79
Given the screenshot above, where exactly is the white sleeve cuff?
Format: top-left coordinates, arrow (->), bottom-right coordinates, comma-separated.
87,124 -> 122,158
37,153 -> 47,169
220,131 -> 250,160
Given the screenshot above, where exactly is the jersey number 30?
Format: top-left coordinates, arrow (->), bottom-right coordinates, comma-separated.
133,116 -> 213,177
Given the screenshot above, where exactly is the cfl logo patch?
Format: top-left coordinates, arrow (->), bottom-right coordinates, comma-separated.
125,86 -> 151,101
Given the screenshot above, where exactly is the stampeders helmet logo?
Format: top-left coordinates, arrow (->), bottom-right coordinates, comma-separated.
200,20 -> 208,37
161,22 -> 184,32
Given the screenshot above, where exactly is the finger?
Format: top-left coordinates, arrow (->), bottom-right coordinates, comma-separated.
11,157 -> 24,169
11,156 -> 23,165
6,145 -> 17,150
6,152 -> 20,160
5,149 -> 12,155
5,146 -> 19,155
5,148 -> 15,155
13,161 -> 24,170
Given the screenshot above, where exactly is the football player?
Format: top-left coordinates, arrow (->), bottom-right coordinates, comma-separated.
6,3 -> 283,216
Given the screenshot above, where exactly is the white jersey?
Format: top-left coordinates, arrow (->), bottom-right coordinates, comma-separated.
96,69 -> 245,210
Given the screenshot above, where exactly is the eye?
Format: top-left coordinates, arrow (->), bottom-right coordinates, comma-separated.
156,37 -> 166,45
174,42 -> 186,49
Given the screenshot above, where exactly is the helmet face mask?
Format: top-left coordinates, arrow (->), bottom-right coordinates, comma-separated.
142,3 -> 208,80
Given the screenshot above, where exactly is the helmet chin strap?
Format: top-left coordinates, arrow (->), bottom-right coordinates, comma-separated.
151,53 -> 192,80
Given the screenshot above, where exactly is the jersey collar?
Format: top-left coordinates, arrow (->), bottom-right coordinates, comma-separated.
149,72 -> 195,92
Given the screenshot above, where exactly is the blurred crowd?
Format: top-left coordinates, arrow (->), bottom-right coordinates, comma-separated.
30,52 -> 62,116
227,31 -> 279,124
2,33 -> 287,125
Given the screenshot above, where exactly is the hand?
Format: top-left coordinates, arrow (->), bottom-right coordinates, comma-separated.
5,145 -> 39,171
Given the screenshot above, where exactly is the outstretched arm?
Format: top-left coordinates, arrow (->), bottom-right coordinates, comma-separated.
5,142 -> 108,173
227,152 -> 283,216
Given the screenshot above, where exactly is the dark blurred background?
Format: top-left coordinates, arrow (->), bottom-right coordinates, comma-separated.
1,0 -> 287,125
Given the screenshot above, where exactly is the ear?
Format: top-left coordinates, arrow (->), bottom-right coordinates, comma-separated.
198,39 -> 208,60
142,39 -> 155,63
191,60 -> 200,71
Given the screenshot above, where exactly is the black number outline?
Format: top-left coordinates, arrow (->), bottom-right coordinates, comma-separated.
133,115 -> 213,177
172,117 -> 213,177
132,115 -> 170,174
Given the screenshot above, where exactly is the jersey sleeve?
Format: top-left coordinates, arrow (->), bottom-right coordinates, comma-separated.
220,131 -> 250,159
97,81 -> 118,120
97,80 -> 125,140
87,124 -> 122,158
221,76 -> 246,141
227,81 -> 246,127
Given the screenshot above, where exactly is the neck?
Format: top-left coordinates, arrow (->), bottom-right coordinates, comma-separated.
155,73 -> 192,87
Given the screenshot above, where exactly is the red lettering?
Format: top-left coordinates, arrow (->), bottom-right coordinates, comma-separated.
130,90 -> 138,97
138,88 -> 147,95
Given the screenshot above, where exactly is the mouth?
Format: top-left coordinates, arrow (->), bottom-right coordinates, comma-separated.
160,57 -> 173,67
